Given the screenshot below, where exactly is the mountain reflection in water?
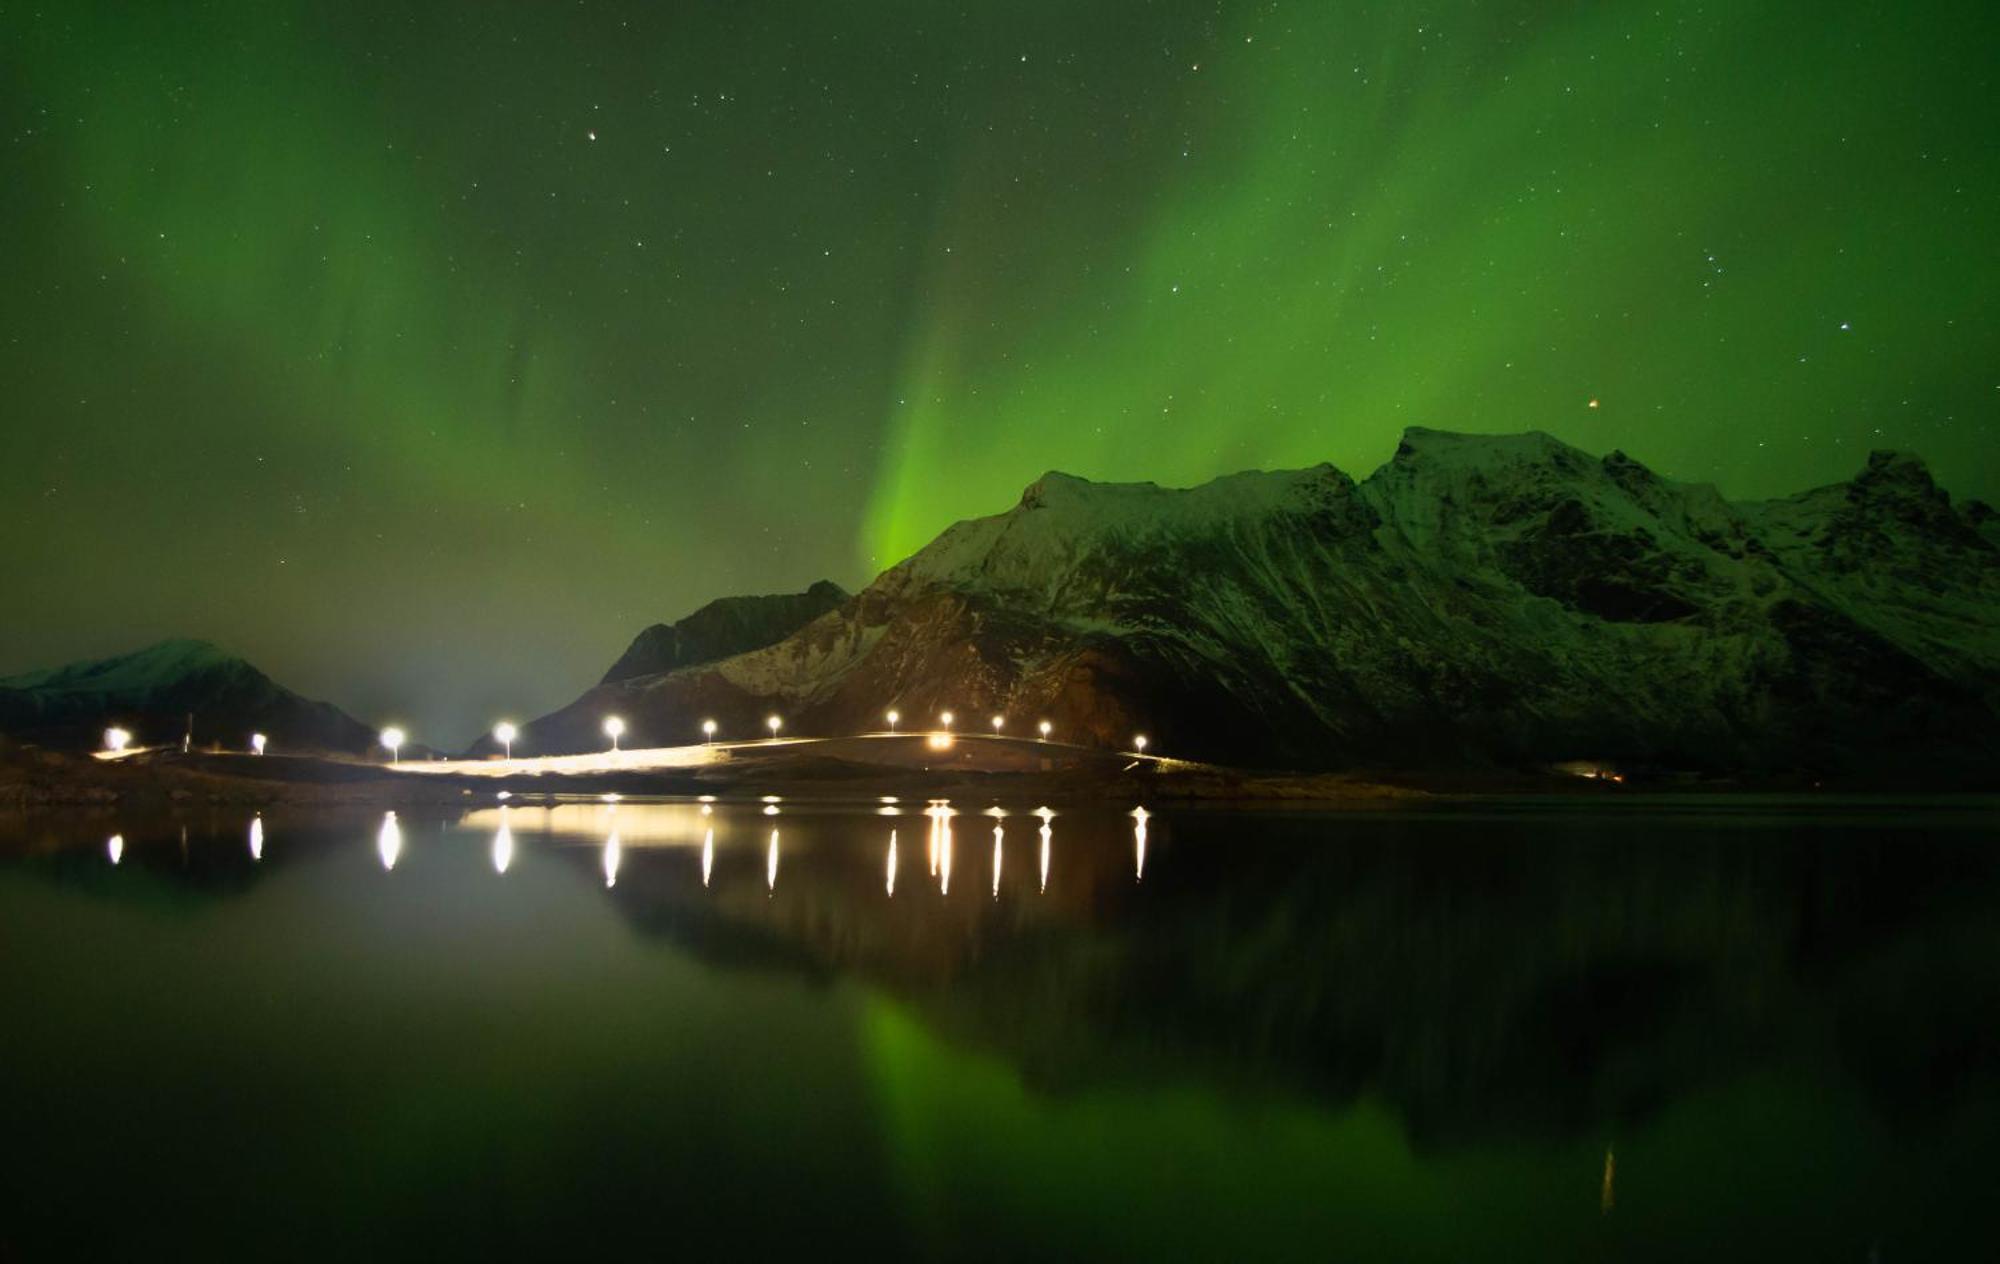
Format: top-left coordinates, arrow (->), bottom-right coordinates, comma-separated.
1,795 -> 1996,1260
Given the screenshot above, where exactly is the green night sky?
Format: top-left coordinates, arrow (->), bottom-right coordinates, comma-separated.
3,0 -> 1994,743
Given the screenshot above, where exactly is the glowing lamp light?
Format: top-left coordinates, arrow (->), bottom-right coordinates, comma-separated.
380,727 -> 405,765
1133,734 -> 1149,754
939,711 -> 955,732
766,714 -> 783,739
603,715 -> 625,751
493,721 -> 517,760
107,833 -> 125,865
886,709 -> 900,733
104,727 -> 132,754
1038,720 -> 1051,740
991,715 -> 1005,733
702,718 -> 717,744
251,732 -> 267,756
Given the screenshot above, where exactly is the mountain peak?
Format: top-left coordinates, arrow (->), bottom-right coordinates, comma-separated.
1390,426 -> 1588,468
0,638 -> 374,752
127,637 -> 239,669
0,637 -> 245,693
1019,470 -> 1136,509
1856,449 -> 1937,492
597,580 -> 851,687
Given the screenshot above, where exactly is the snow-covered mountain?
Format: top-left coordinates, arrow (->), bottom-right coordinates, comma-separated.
516,429 -> 2000,779
0,638 -> 377,753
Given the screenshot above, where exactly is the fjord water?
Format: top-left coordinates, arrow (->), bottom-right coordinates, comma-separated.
2,798 -> 1995,1259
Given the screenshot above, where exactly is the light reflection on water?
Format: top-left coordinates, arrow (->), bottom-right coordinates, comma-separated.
1039,811 -> 1053,893
491,808 -> 514,875
140,796 -> 1090,906
939,811 -> 953,896
1132,806 -> 1149,882
5,795 -> 1999,1260
376,811 -> 401,871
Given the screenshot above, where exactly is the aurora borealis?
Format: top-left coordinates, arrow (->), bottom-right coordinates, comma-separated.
3,1 -> 1995,741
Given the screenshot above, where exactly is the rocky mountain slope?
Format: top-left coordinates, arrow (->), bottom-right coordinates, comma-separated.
0,638 -> 378,754
515,429 -> 2000,780
599,580 -> 849,685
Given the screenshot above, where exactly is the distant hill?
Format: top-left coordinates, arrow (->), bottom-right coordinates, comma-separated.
0,638 -> 378,754
506,429 -> 2000,781
476,582 -> 847,754
600,580 -> 849,685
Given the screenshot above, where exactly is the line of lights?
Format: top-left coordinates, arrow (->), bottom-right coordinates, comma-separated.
355,709 -> 1155,770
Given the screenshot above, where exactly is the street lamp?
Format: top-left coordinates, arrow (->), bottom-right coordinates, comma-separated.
380,727 -> 405,765
493,721 -> 517,760
991,715 -> 1005,734
886,709 -> 899,733
103,727 -> 131,754
1038,720 -> 1051,740
766,714 -> 783,739
939,711 -> 954,732
1134,734 -> 1149,754
603,716 -> 625,752
702,718 -> 717,745
251,732 -> 267,756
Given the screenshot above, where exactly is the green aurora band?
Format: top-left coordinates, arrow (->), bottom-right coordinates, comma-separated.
2,0 -> 1993,737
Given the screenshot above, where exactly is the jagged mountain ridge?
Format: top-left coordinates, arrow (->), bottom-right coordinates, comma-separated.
0,638 -> 378,753
599,580 -> 849,685
517,429 -> 2000,778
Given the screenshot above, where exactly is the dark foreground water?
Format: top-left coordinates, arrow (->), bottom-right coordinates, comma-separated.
2,795 -> 1996,1260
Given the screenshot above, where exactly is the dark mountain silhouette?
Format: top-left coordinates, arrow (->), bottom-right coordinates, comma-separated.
0,638 -> 377,754
599,579 -> 849,685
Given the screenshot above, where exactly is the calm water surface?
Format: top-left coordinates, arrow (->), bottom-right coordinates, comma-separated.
3,795 -> 1996,1260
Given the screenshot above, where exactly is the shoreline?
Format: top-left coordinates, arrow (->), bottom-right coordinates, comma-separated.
4,739 -> 1995,812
